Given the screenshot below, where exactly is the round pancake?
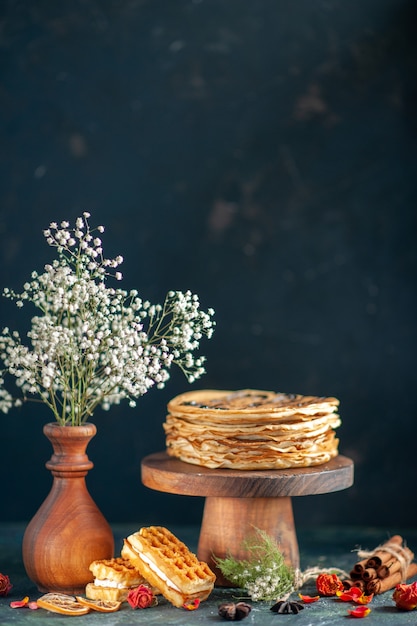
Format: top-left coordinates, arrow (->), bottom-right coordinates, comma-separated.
167,389 -> 339,420
164,388 -> 341,470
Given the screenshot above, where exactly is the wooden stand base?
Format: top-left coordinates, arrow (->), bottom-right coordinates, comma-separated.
141,452 -> 354,586
198,496 -> 298,585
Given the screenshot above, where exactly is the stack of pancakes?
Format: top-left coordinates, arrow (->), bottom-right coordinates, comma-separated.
163,389 -> 341,470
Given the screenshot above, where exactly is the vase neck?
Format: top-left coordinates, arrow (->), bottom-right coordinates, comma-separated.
43,423 -> 95,477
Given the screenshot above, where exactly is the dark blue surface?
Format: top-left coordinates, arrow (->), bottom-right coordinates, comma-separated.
1,524 -> 417,625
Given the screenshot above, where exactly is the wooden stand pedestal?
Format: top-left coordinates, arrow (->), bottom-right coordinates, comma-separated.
141,452 -> 354,586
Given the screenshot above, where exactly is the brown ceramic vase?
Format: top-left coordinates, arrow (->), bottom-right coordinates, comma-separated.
22,422 -> 114,594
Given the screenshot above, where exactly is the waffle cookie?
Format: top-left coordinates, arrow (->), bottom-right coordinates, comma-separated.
121,526 -> 216,608
85,557 -> 149,602
164,388 -> 341,469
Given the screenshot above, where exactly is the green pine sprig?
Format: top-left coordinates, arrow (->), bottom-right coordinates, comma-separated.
214,528 -> 296,601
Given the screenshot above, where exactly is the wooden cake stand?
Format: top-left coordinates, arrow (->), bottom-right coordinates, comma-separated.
141,451 -> 354,586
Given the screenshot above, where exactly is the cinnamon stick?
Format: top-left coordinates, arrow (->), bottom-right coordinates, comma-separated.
343,578 -> 365,591
362,567 -> 377,581
376,565 -> 390,579
366,535 -> 403,569
351,558 -> 369,576
366,562 -> 417,595
381,547 -> 415,578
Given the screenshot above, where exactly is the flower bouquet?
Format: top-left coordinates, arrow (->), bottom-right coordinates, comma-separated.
0,212 -> 215,425
0,212 -> 215,594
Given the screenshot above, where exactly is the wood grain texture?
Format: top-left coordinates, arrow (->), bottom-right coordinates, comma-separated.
22,423 -> 114,594
142,451 -> 354,585
141,451 -> 354,498
198,495 -> 300,585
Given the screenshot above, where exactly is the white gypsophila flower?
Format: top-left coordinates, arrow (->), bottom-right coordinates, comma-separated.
0,213 -> 215,425
0,380 -> 14,413
246,570 -> 289,601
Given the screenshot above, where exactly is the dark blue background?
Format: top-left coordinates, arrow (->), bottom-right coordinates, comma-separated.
1,0 -> 416,530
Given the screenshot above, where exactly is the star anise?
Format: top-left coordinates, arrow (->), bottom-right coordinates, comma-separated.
270,600 -> 304,614
218,601 -> 252,620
